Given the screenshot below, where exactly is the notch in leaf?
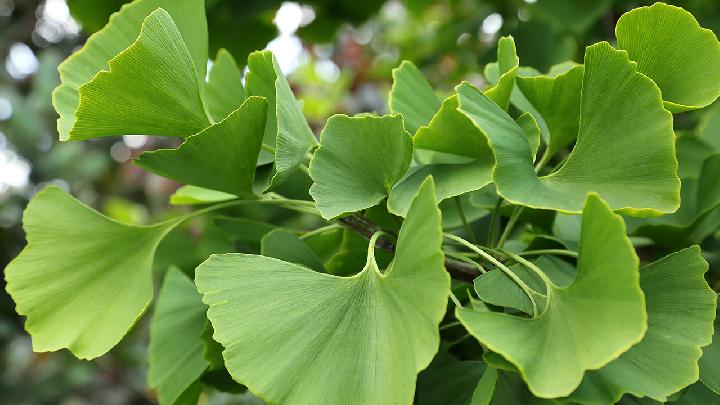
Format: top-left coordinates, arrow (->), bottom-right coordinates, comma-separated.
195,177 -> 450,404
4,186 -> 189,359
457,194 -> 646,398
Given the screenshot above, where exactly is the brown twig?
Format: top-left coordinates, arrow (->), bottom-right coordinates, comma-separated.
337,213 -> 479,282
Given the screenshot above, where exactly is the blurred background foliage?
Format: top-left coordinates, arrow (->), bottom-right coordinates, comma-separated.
1,0 -> 720,403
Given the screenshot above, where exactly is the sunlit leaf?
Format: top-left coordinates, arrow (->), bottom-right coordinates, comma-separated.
135,97 -> 267,197
484,36 -> 519,111
567,246 -> 716,403
616,2 -> 720,112
170,185 -> 236,206
149,268 -> 209,405
457,194 -> 646,397
309,114 -> 413,219
54,0 -> 208,141
195,178 -> 449,404
206,48 -> 245,122
4,186 -> 186,359
389,60 -> 441,133
458,42 -> 679,215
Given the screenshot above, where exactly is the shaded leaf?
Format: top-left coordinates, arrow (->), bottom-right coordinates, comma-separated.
149,269 -> 209,405
261,229 -> 325,272
206,48 -> 245,122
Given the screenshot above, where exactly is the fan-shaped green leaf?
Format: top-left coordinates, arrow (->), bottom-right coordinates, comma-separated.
309,114 -> 413,219
206,48 -> 245,122
458,42 -> 679,215
567,246 -> 716,403
4,186 -> 186,359
515,65 -> 583,160
616,2 -> 720,112
195,178 -> 449,405
389,60 -> 441,133
134,97 -> 267,198
457,194 -> 646,398
60,7 -> 210,141
246,51 -> 318,177
53,0 -> 208,141
516,112 -> 541,161
149,268 -> 209,405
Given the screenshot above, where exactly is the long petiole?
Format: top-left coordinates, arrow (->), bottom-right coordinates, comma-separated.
487,198 -> 503,247
454,196 -> 478,243
444,233 -> 538,317
518,249 -> 578,258
496,205 -> 525,248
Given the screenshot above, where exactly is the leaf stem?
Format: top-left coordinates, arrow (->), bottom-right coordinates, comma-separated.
487,198 -> 504,247
443,233 -> 538,317
496,205 -> 524,248
518,249 -> 578,258
454,196 -> 477,243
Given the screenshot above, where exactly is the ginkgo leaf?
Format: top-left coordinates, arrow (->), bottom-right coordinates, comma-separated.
615,2 -> 720,112
134,97 -> 267,197
566,246 -> 716,404
457,42 -> 680,215
517,112 -> 540,161
457,194 -> 646,398
246,50 -> 318,177
414,95 -> 492,160
387,158 -> 493,217
206,48 -> 245,122
484,36 -> 519,111
309,114 -> 413,219
149,268 -> 209,405
170,185 -> 236,206
260,229 -> 325,272
53,0 -> 208,141
389,60 -> 441,133
195,178 -> 449,405
61,8 -> 210,141
4,186 -> 187,359
515,65 -> 583,160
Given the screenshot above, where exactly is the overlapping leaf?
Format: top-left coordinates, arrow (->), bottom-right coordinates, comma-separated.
135,97 -> 267,197
309,114 -> 413,219
149,269 -> 209,405
699,296 -> 720,394
616,2 -> 720,112
195,178 -> 449,405
515,65 -> 583,160
457,194 -> 646,398
389,60 -> 441,133
566,246 -> 716,403
484,36 -> 519,111
458,42 -> 679,215
53,0 -> 210,141
246,50 -> 318,180
4,186 -> 186,359
205,48 -> 245,122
